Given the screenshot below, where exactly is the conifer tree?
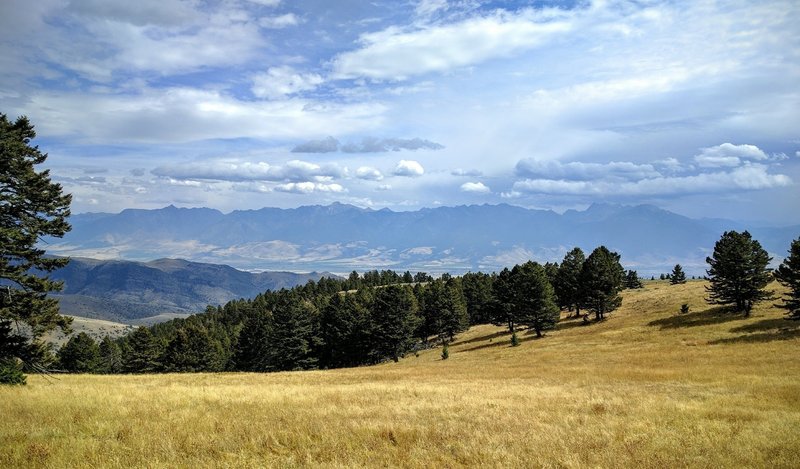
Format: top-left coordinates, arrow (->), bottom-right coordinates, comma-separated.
98,336 -> 122,374
319,291 -> 371,368
1,114 -> 72,382
123,327 -> 160,373
774,237 -> 800,320
369,285 -> 419,363
706,231 -> 772,316
625,270 -> 644,289
555,247 -> 585,315
670,264 -> 687,284
162,324 -> 223,372
516,261 -> 560,338
57,332 -> 100,373
460,272 -> 494,325
234,310 -> 272,371
581,246 -> 625,321
265,292 -> 318,371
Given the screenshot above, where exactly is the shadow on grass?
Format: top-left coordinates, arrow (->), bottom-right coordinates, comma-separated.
647,306 -> 743,330
556,318 -> 593,331
458,330 -> 546,353
709,317 -> 800,345
449,329 -> 509,347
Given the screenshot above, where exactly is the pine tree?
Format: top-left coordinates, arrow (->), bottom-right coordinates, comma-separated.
625,270 -> 644,289
460,271 -> 494,325
670,264 -> 687,284
123,327 -> 161,373
266,292 -> 318,371
515,261 -> 560,338
774,237 -> 800,319
319,291 -> 371,368
706,231 -> 772,316
57,332 -> 100,373
369,285 -> 419,363
234,310 -> 273,371
162,324 -> 223,372
98,336 -> 122,374
1,114 -> 73,382
581,246 -> 625,321
555,247 -> 585,316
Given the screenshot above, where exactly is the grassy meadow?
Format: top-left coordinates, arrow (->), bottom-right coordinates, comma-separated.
2,280 -> 799,468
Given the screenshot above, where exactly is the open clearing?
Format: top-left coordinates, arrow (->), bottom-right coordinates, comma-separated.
2,280 -> 799,468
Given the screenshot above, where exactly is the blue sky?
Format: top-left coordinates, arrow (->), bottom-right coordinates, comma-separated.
1,0 -> 798,223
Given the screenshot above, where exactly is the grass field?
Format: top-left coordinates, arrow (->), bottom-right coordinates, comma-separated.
2,280 -> 799,468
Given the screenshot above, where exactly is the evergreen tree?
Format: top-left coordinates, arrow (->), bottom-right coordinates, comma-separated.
555,247 -> 585,315
706,231 -> 772,316
773,237 -> 800,320
625,270 -> 644,289
319,291 -> 371,368
490,267 -> 519,334
670,264 -> 687,284
57,332 -> 100,373
581,246 -> 625,321
460,272 -> 494,325
369,285 -> 419,363
162,324 -> 223,372
1,114 -> 73,382
420,278 -> 469,344
234,310 -> 273,371
265,292 -> 318,371
515,261 -> 560,338
123,327 -> 160,373
98,336 -> 122,374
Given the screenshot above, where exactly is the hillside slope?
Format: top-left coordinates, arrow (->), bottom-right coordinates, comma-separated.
2,280 -> 798,467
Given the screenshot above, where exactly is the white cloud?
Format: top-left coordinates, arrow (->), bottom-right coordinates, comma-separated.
355,166 -> 384,181
332,9 -> 572,80
252,66 -> 324,99
516,159 -> 660,181
393,160 -> 425,177
274,182 -> 346,194
513,164 -> 791,197
694,143 -> 769,168
451,168 -> 483,177
460,181 -> 490,193
244,0 -> 281,6
259,13 -> 299,29
152,159 -> 346,182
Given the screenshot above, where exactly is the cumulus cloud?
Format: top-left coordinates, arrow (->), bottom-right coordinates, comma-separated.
460,182 -> 490,193
332,9 -> 572,80
291,136 -> 340,153
152,159 -> 346,182
252,66 -> 324,99
513,164 -> 791,197
392,160 -> 425,177
694,143 -> 769,168
274,182 -> 346,194
355,166 -> 384,181
516,159 -> 660,181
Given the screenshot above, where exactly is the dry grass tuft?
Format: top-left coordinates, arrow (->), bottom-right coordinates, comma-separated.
2,280 -> 798,467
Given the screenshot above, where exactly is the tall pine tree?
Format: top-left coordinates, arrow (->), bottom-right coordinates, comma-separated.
670,264 -> 687,284
774,237 -> 800,320
706,231 -> 772,316
555,247 -> 585,316
581,246 -> 625,321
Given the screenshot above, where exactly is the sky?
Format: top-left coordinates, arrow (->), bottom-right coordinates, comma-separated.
1,0 -> 799,224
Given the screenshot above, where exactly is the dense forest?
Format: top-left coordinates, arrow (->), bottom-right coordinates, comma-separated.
53,245 -> 630,373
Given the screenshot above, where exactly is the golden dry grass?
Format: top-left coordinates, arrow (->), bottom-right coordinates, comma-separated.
2,280 -> 799,468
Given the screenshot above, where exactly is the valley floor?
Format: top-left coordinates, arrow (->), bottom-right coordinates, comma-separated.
2,281 -> 799,468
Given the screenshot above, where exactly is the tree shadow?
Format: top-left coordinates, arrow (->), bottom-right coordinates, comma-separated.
709,317 -> 800,345
647,306 -> 743,330
556,318 -> 593,331
449,329 -> 508,347
458,329 -> 545,353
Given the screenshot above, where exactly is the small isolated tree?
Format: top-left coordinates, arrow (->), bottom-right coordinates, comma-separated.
581,246 -> 625,321
774,237 -> 800,320
670,264 -> 687,285
706,231 -> 772,316
625,270 -> 644,289
1,114 -> 72,382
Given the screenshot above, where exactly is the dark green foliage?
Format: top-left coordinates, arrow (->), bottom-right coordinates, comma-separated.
774,237 -> 800,319
369,285 -> 419,363
0,358 -> 25,384
625,270 -> 644,289
441,343 -> 449,360
581,246 -> 625,321
265,292 -> 318,371
58,332 -> 100,373
123,327 -> 161,373
491,261 -> 559,340
670,264 -> 687,285
234,310 -> 273,371
706,231 -> 772,315
555,247 -> 585,315
510,331 -> 520,347
162,324 -> 223,372
680,304 -> 690,314
0,114 -> 72,381
659,273 -> 666,280
460,272 -> 494,325
319,290 -> 371,368
419,278 -> 469,344
98,336 -> 122,374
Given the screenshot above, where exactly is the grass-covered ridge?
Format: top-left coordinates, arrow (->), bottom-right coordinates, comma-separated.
2,280 -> 798,468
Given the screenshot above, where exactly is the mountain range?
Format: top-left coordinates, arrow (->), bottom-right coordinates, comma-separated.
48,257 -> 333,323
45,202 -> 799,277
